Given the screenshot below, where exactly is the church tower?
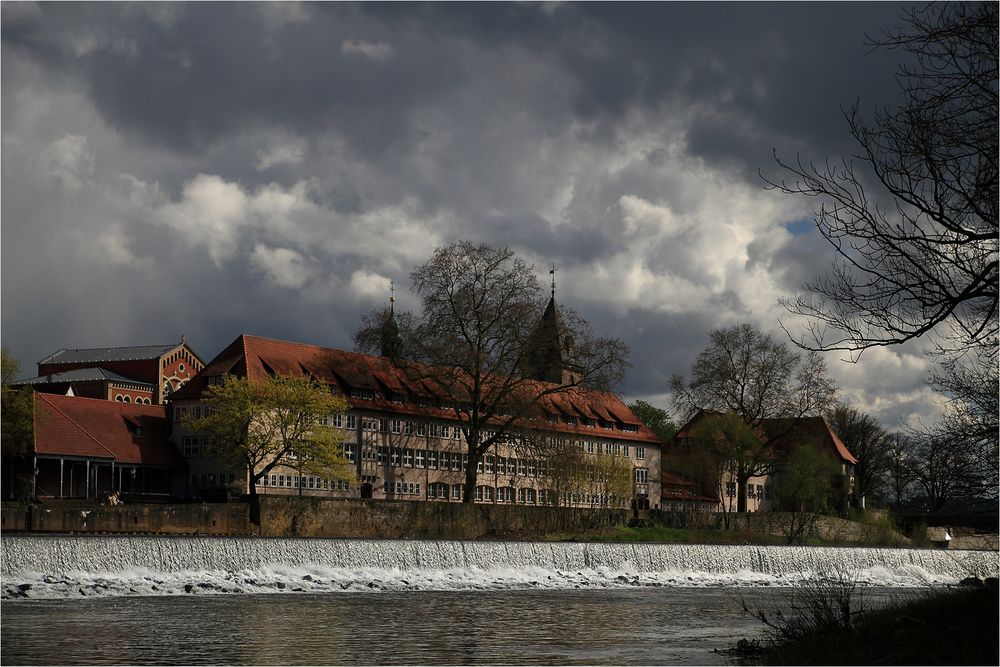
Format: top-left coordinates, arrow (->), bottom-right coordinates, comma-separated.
380,284 -> 403,361
521,266 -> 582,385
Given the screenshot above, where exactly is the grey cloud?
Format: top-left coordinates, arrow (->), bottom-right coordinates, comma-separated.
2,2 -> 933,432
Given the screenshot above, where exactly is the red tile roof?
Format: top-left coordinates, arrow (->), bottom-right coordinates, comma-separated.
669,410 -> 858,464
758,416 -> 859,465
34,394 -> 185,467
172,334 -> 662,445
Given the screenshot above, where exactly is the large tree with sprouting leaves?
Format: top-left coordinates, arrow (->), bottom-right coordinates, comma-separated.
355,241 -> 630,503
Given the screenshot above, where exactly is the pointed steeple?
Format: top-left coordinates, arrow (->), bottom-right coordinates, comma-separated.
380,282 -> 403,360
521,285 -> 582,385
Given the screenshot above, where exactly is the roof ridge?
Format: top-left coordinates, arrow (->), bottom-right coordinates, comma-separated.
51,343 -> 177,354
242,333 -> 386,362
36,394 -> 117,459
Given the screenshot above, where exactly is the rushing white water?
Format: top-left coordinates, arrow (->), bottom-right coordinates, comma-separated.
2,535 -> 996,600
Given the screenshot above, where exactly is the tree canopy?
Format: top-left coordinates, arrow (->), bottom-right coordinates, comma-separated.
827,404 -> 891,508
355,240 -> 630,503
627,400 -> 678,444
681,412 -> 766,517
764,2 -> 997,360
1,348 -> 34,461
670,323 -> 837,426
185,374 -> 351,500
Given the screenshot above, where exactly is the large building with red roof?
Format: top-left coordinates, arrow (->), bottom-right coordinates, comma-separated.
170,324 -> 664,508
30,393 -> 187,500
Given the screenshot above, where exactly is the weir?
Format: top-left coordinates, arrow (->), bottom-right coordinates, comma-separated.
3,535 -> 997,600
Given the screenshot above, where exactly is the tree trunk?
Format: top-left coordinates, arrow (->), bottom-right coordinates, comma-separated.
462,463 -> 477,503
247,473 -> 261,525
737,475 -> 749,513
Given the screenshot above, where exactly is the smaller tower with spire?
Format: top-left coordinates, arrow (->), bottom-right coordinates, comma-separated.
521,264 -> 582,384
379,281 -> 403,360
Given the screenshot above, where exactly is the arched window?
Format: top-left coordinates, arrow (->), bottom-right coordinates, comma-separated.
122,396 -> 131,403
115,395 -> 124,402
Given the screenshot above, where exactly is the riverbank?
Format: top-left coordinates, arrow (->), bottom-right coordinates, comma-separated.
4,498 -> 992,551
751,583 -> 999,665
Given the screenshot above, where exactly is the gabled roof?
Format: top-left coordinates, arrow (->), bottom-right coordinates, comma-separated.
758,416 -> 858,465
668,409 -> 857,464
172,333 -> 662,445
39,342 -> 192,365
33,394 -> 184,467
14,367 -> 154,388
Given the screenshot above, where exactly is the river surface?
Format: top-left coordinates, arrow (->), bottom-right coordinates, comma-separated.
2,535 -> 995,665
0,587 -> 915,665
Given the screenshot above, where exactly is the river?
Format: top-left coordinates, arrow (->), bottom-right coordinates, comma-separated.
2,536 -> 996,665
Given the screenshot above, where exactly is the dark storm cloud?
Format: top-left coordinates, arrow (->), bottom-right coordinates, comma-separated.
3,2 -> 908,171
2,1 -> 933,429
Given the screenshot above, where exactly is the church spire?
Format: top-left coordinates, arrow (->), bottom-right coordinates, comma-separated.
521,267 -> 581,384
380,281 -> 403,360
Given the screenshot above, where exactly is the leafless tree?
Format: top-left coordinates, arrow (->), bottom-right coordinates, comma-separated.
907,429 -> 992,513
827,404 -> 892,508
671,323 -> 838,425
763,2 -> 997,359
879,431 -> 915,508
355,241 -> 629,503
671,324 -> 838,512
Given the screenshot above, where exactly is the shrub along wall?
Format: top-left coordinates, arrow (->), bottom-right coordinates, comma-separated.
721,512 -> 912,546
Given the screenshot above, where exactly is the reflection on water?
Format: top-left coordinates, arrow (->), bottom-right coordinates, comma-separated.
3,588 -> 802,665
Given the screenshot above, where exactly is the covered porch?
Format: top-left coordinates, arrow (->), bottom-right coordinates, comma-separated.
34,455 -> 175,501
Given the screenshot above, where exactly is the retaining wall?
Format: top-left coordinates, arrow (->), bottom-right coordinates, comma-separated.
1,502 -> 252,535
0,499 -> 627,539
257,496 -> 628,539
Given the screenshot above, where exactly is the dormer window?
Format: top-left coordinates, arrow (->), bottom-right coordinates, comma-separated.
351,388 -> 376,400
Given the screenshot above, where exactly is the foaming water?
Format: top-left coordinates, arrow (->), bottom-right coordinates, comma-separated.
2,535 -> 996,600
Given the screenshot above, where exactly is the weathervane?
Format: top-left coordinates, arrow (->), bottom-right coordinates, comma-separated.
549,263 -> 558,298
389,281 -> 395,312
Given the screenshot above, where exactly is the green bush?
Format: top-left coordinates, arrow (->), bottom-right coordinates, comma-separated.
908,521 -> 929,547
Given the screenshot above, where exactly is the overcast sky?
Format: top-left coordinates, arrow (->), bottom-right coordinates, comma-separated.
2,2 -> 941,429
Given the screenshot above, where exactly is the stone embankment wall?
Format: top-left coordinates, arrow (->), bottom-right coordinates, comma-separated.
3,499 -> 993,549
1,502 -> 251,535
256,497 -> 627,539
0,498 -> 627,539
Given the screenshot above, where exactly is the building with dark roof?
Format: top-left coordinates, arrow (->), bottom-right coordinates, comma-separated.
29,393 -> 187,500
17,338 -> 204,404
666,410 -> 858,513
171,329 -> 663,508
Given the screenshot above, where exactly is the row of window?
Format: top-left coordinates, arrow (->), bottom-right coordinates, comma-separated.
259,475 -> 351,491
174,405 -> 216,422
193,472 -> 236,488
379,483 -> 587,506
115,394 -> 152,405
724,483 -> 772,500
182,436 -> 208,457
338,417 -> 646,460
349,446 -> 558,478
345,388 -> 642,434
